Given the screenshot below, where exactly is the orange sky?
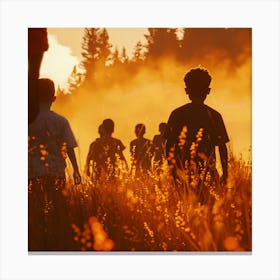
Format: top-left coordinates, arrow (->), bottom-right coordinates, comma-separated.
48,28 -> 147,59
42,28 -> 148,89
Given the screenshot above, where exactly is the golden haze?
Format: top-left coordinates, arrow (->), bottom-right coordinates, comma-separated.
53,54 -> 251,170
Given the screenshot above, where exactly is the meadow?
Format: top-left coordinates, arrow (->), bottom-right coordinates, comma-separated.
64,151 -> 252,252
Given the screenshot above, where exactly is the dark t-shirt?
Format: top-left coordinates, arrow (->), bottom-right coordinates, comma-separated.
164,103 -> 229,163
152,134 -> 166,162
130,137 -> 153,170
87,136 -> 125,170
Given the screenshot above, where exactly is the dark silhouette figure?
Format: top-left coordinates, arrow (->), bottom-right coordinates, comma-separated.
164,68 -> 229,186
28,28 -> 49,124
152,122 -> 167,167
86,119 -> 128,180
130,123 -> 153,175
85,124 -> 105,179
28,78 -> 81,251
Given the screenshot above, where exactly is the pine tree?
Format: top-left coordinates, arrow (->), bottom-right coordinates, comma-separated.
81,28 -> 100,79
120,47 -> 128,64
97,28 -> 111,66
132,41 -> 146,62
81,28 -> 112,81
67,65 -> 83,94
144,28 -> 180,60
56,85 -> 66,96
179,28 -> 251,64
111,47 -> 121,65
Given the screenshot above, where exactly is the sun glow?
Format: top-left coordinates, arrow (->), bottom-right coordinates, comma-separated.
40,35 -> 80,90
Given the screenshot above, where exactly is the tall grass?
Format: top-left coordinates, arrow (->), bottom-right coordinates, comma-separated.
65,152 -> 252,252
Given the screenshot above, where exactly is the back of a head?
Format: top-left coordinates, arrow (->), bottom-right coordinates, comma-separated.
184,68 -> 212,97
98,124 -> 105,137
38,78 -> 55,103
135,123 -> 146,137
159,122 -> 167,134
102,119 -> 114,134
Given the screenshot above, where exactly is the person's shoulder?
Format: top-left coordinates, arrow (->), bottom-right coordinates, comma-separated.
111,137 -> 125,149
90,138 -> 99,146
130,139 -> 137,145
110,137 -> 122,145
153,134 -> 160,140
49,111 -> 69,123
204,105 -> 222,118
171,103 -> 191,115
144,138 -> 152,144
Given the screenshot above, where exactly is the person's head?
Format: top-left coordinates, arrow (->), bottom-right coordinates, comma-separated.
183,67 -> 212,104
102,119 -> 114,135
135,123 -> 146,138
158,122 -> 167,135
98,124 -> 105,138
38,78 -> 56,104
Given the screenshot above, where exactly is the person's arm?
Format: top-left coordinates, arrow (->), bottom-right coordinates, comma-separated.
67,147 -> 81,185
219,143 -> 228,184
130,141 -> 134,157
85,144 -> 93,177
164,113 -> 176,159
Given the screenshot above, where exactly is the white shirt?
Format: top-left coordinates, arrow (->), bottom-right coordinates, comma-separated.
28,105 -> 77,178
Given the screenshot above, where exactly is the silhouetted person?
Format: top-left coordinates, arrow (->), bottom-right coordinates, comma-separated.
28,78 -> 81,251
86,119 -> 128,180
164,67 -> 229,185
152,122 -> 167,168
85,124 -> 105,180
130,123 -> 153,175
28,28 -> 49,124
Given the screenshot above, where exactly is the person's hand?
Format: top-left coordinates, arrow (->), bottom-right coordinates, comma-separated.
73,170 -> 81,185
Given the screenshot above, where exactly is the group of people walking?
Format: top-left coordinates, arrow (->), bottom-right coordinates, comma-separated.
28,28 -> 229,251
85,120 -> 167,180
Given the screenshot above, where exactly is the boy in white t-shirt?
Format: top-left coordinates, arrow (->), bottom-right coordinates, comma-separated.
28,78 -> 81,251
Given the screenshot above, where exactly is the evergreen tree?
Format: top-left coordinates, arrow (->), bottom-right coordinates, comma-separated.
81,28 -> 112,81
120,47 -> 129,64
144,28 -> 180,60
132,41 -> 146,62
67,65 -> 83,94
96,28 -> 112,66
111,47 -> 121,65
56,85 -> 66,96
179,28 -> 251,64
81,28 -> 100,79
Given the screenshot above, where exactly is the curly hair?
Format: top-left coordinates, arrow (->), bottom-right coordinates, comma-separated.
183,67 -> 212,96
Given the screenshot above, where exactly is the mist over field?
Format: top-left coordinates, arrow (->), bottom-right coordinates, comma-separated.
29,28 -> 253,253
52,28 -> 251,168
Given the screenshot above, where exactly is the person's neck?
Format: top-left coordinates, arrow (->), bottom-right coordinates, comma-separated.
191,100 -> 204,105
39,102 -> 52,111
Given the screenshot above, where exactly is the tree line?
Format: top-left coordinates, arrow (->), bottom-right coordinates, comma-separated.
56,28 -> 251,97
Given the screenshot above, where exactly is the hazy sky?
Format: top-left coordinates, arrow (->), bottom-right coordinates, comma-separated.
48,28 -> 148,59
42,28 -> 148,88
40,28 -> 252,166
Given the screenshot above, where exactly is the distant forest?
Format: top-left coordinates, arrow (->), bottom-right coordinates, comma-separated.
56,28 -> 251,99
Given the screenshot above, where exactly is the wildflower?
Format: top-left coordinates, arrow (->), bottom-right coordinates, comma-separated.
178,126 -> 188,149
223,236 -> 239,251
40,149 -> 48,156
